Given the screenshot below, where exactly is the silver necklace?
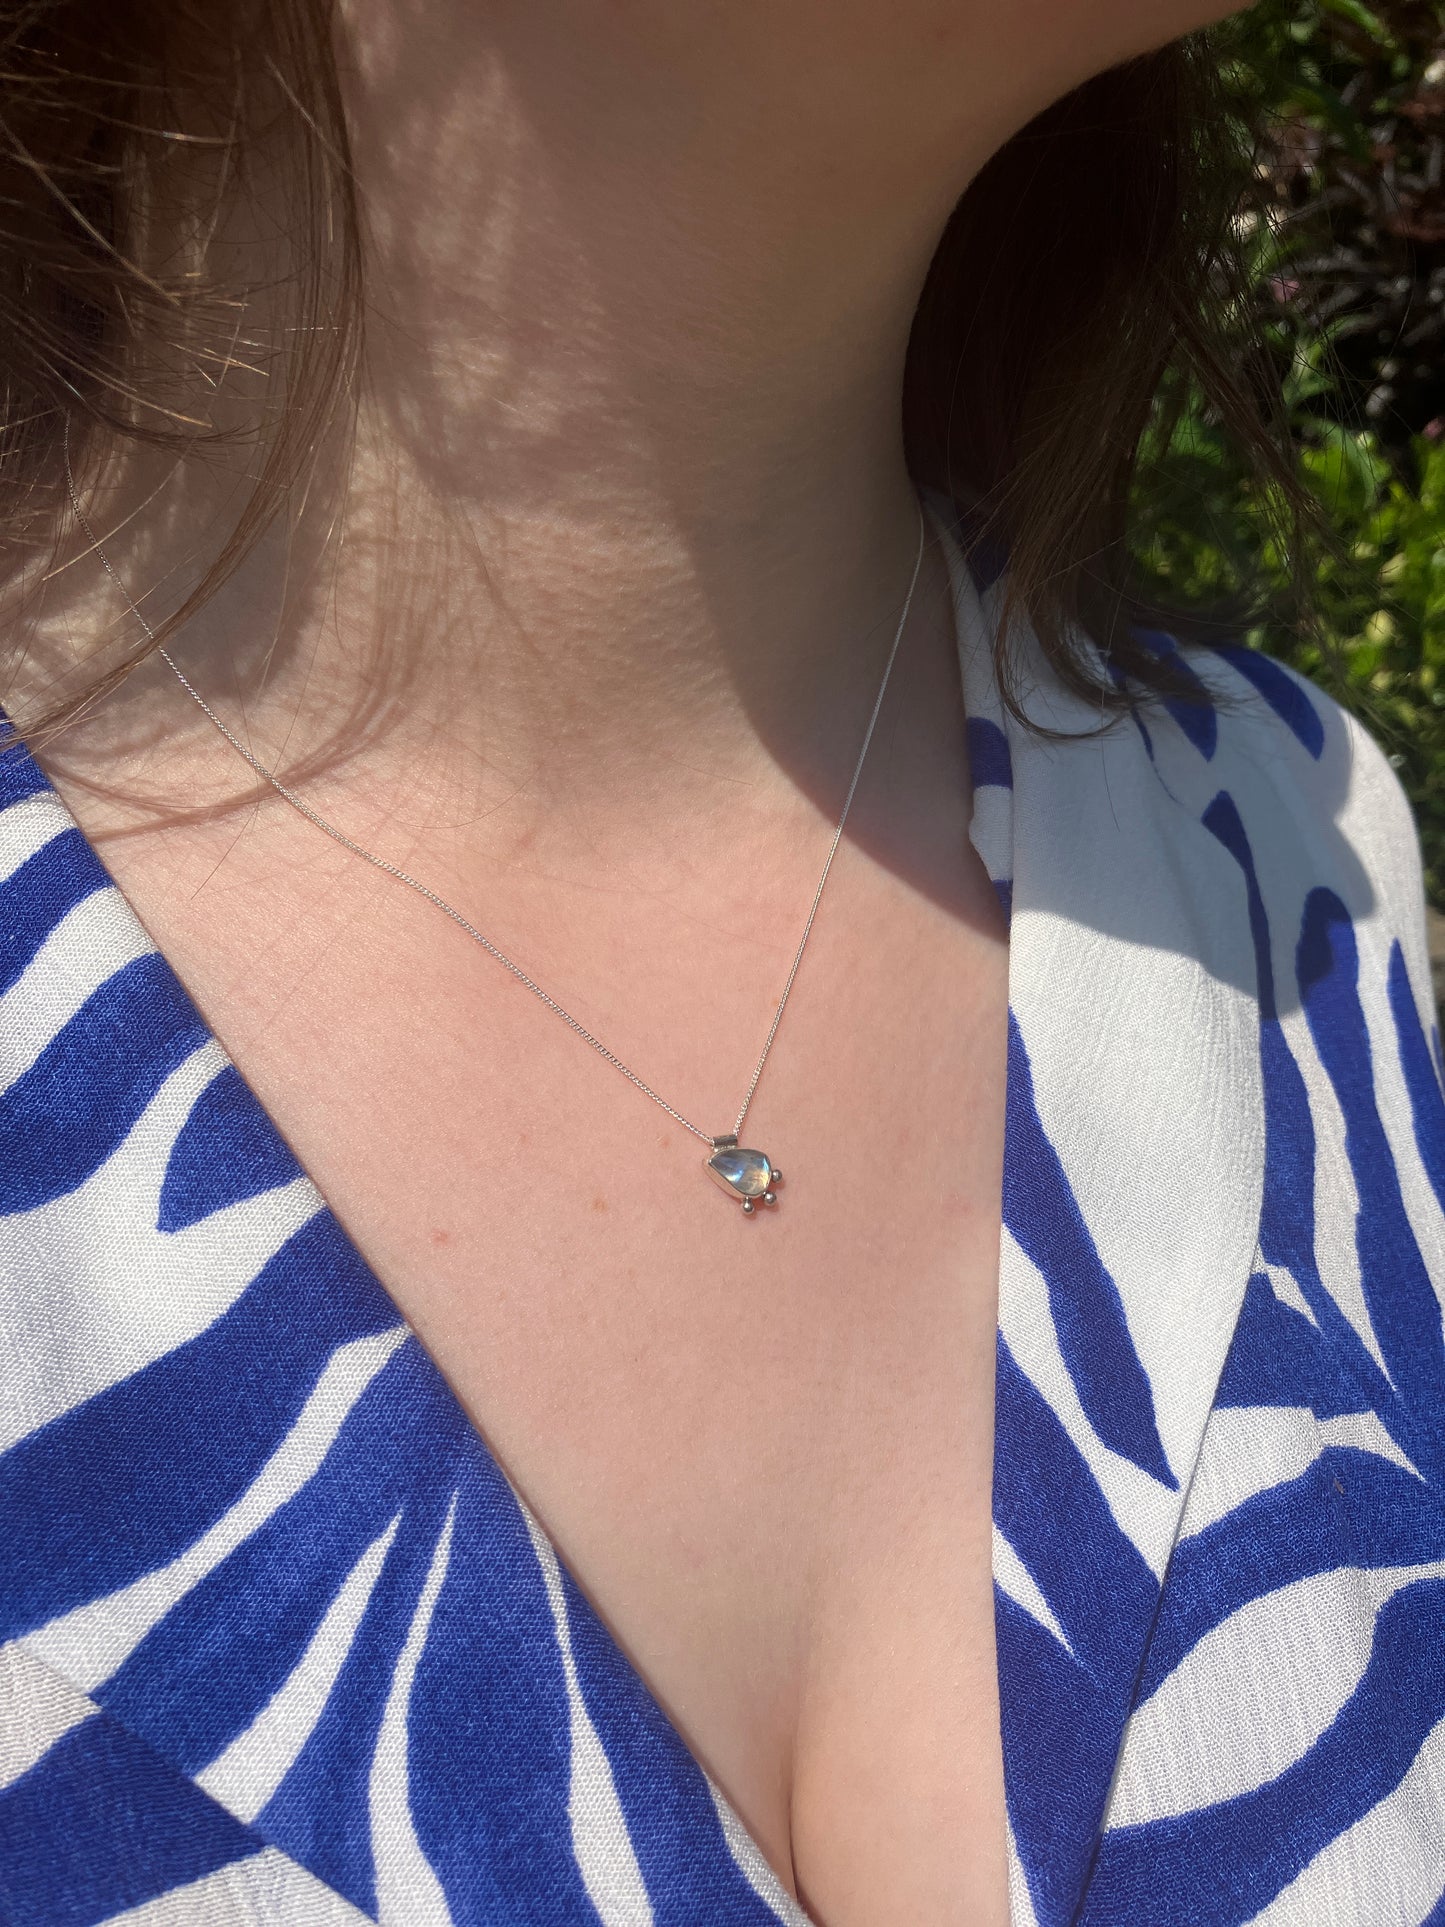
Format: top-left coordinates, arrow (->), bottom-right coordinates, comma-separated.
65,447 -> 925,1213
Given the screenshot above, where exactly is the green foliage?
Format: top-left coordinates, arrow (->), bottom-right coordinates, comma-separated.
1131,0 -> 1445,900
1133,371 -> 1445,898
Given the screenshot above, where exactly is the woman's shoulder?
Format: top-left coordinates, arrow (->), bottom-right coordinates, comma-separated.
1064,625 -> 1432,980
1186,637 -> 1416,853
1165,637 -> 1430,972
983,613 -> 1433,1026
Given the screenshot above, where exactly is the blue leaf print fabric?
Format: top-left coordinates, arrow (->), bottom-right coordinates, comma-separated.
2,510 -> 1443,1925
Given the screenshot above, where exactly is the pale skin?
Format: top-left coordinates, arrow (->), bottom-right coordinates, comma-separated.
17,0 -> 1247,1918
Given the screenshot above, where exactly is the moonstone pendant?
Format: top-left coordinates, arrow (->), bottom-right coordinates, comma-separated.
706,1136 -> 780,1213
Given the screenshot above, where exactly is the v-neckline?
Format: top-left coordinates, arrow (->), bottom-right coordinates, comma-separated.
3,507 -> 1277,1927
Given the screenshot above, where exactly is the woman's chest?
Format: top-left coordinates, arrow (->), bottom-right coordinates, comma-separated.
379,1105 -> 1011,1926
71,801 -> 1013,1922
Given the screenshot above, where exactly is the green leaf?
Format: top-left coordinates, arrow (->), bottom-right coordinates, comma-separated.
1317,0 -> 1396,45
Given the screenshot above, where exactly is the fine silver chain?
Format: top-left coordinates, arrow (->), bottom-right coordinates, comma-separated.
64,444 -> 924,1149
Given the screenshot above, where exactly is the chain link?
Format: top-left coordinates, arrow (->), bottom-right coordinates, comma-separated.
64,437 -> 924,1149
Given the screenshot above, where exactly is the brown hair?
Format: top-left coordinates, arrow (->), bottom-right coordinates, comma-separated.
0,1 -> 1315,736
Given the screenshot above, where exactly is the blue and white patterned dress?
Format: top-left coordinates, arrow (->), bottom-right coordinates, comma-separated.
2,517 -> 1443,1927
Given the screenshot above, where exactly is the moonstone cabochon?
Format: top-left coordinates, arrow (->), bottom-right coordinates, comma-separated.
705,1146 -> 773,1199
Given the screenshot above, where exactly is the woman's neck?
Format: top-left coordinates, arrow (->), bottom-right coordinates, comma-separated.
325,0 -> 1006,801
